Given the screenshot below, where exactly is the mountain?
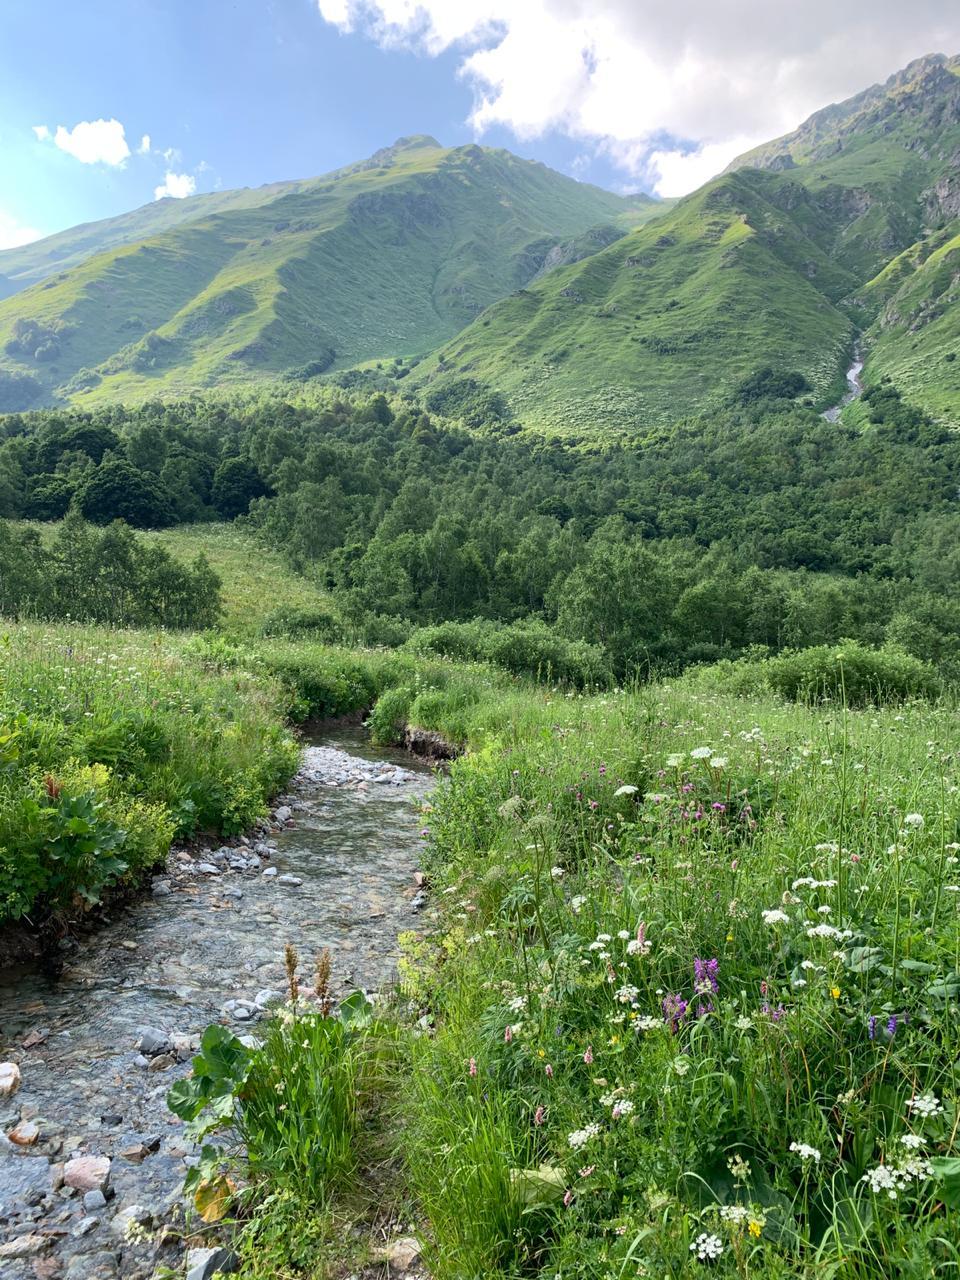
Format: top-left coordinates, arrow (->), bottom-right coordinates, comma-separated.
413,54 -> 960,434
0,136 -> 663,410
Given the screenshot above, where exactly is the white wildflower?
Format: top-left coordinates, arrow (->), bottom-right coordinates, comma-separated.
690,1232 -> 723,1261
761,908 -> 789,926
690,746 -> 713,759
614,784 -> 638,796
567,1123 -> 601,1150
789,1142 -> 822,1163
906,1093 -> 943,1117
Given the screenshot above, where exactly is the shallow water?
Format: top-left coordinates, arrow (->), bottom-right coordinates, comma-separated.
822,353 -> 864,422
0,729 -> 433,1278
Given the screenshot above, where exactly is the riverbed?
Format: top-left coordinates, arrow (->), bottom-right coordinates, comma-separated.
0,730 -> 434,1278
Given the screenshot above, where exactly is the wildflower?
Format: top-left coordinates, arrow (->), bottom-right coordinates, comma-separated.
508,995 -> 527,1013
789,1142 -> 822,1163
614,784 -> 638,796
550,866 -> 564,879
901,1134 -> 924,1150
545,1063 -> 554,1078
504,1026 -> 512,1044
868,1015 -> 877,1041
534,1106 -> 545,1126
469,1057 -> 477,1077
563,1189 -> 574,1206
578,1165 -> 595,1178
903,813 -> 925,830
862,1155 -> 932,1199
662,993 -> 688,1032
617,929 -> 631,939
720,1205 -> 748,1224
570,895 -> 587,913
583,1045 -> 594,1064
665,753 -> 684,768
627,923 -> 652,956
615,984 -> 640,1005
612,1099 -> 635,1119
830,986 -> 840,1000
761,908 -> 789,926
906,1093 -> 943,1117
691,746 -> 713,759
689,1232 -> 724,1262
748,1217 -> 764,1238
567,1123 -> 601,1150
726,1153 -> 751,1182
887,1014 -> 900,1037
709,756 -> 728,769
634,1015 -> 661,1031
672,1057 -> 692,1077
735,1015 -> 752,1030
694,957 -> 720,994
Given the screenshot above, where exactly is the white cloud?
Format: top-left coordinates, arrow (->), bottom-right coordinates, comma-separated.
154,171 -> 197,200
0,210 -> 43,251
317,1 -> 960,194
138,133 -> 151,154
37,118 -> 132,165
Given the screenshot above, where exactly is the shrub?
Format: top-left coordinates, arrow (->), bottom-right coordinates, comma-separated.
259,605 -> 343,642
367,685 -> 415,746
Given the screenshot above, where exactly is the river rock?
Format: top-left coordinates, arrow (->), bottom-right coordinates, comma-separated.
374,1236 -> 422,1271
0,1233 -> 48,1258
151,880 -> 172,897
74,1214 -> 100,1236
147,1054 -> 175,1073
63,1156 -> 110,1194
277,874 -> 303,887
112,1203 -> 152,1234
186,1245 -> 237,1279
261,866 -> 277,877
0,1062 -> 22,1096
135,1029 -> 170,1057
196,863 -> 220,875
82,1189 -> 107,1211
8,1120 -> 39,1145
0,1151 -> 53,1211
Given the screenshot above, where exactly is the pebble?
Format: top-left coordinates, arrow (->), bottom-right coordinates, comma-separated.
277,874 -> 303,886
0,1061 -> 22,1096
135,1029 -> 170,1057
196,863 -> 220,876
262,866 -> 278,877
274,806 -> 293,823
63,1156 -> 111,1194
73,1214 -> 100,1236
186,1245 -> 237,1279
8,1119 -> 39,1145
82,1190 -> 107,1212
151,880 -> 172,897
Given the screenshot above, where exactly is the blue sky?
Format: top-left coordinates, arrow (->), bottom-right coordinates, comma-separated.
2,0 -> 958,248
0,0 -> 628,244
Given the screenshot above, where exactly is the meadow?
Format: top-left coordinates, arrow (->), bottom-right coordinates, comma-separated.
168,644 -> 960,1279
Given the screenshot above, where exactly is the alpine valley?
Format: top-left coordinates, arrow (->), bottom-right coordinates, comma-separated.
0,54 -> 958,434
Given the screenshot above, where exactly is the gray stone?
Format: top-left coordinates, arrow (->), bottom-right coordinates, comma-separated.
135,1028 -> 170,1057
186,1245 -> 237,1279
73,1214 -> 100,1236
261,866 -> 277,877
196,862 -> 220,875
277,874 -> 303,886
254,989 -> 281,1008
151,880 -> 172,897
82,1189 -> 107,1212
0,1151 -> 53,1212
112,1203 -> 152,1234
410,890 -> 428,913
274,805 -> 293,823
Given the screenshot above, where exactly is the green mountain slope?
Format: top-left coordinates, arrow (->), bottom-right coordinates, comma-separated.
413,54 -> 960,435
0,136 -> 663,409
859,222 -> 960,419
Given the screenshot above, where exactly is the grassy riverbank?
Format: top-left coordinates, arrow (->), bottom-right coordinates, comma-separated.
169,643 -> 960,1279
0,622 -> 298,924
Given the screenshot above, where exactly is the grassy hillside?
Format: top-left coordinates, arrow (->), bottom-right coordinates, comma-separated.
412,170 -> 857,436
860,223 -> 960,421
0,137 -> 664,410
410,53 -> 960,436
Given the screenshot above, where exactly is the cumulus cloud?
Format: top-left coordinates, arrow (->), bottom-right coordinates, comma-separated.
154,171 -> 197,200
138,134 -> 152,154
317,1 -> 960,193
0,210 -> 43,250
35,118 -> 132,165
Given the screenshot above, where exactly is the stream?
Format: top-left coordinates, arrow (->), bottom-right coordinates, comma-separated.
0,729 -> 434,1279
822,350 -> 864,422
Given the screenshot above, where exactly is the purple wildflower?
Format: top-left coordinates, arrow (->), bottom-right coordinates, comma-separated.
663,993 -> 688,1033
868,1016 -> 877,1041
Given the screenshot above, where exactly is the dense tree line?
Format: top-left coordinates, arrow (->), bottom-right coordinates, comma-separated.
2,379 -> 959,676
0,514 -> 221,629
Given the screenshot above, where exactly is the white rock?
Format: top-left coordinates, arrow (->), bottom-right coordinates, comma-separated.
0,1062 -> 22,1097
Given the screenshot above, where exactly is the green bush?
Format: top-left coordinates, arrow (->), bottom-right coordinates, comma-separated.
765,642 -> 940,706
367,685 -> 415,746
407,618 -> 612,689
258,604 -> 344,642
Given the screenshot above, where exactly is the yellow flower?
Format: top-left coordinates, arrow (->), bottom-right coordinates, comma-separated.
748,1220 -> 762,1238
726,933 -> 734,942
609,1035 -> 620,1045
537,1048 -> 546,1058
830,986 -> 840,1000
